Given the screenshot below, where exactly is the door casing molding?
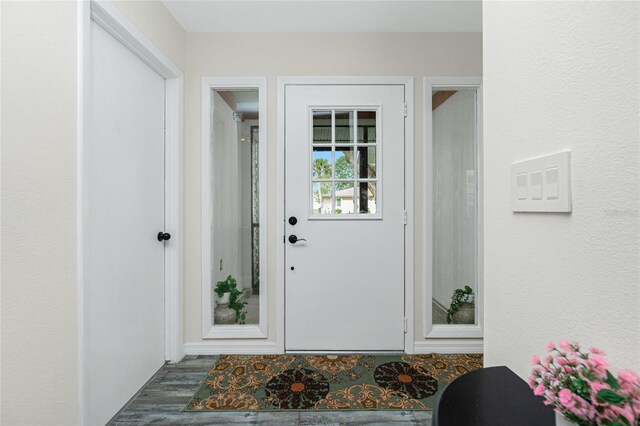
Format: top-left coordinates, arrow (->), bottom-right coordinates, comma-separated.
276,76 -> 415,354
77,1 -> 184,423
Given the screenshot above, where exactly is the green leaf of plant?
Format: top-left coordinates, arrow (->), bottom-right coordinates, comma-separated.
596,389 -> 625,405
605,370 -> 620,390
618,415 -> 631,426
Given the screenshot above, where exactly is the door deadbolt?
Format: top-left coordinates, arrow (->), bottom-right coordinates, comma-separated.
288,216 -> 298,226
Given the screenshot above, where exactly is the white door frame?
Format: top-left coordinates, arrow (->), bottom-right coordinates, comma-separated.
77,0 -> 183,422
276,76 -> 415,354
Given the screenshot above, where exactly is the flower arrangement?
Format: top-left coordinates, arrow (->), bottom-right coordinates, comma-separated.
529,341 -> 640,426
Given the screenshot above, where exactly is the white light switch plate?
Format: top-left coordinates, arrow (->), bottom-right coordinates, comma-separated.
511,151 -> 571,212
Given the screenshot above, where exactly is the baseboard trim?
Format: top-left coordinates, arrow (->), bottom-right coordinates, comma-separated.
413,339 -> 483,354
186,341 -> 482,355
185,341 -> 280,355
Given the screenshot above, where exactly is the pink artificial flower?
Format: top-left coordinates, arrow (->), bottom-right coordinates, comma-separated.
558,340 -> 572,352
534,384 -> 545,396
610,405 -> 635,425
589,356 -> 609,369
546,341 -> 556,351
618,369 -> 640,385
558,389 -> 573,407
590,382 -> 607,393
531,354 -> 540,365
556,357 -> 567,365
589,346 -> 606,355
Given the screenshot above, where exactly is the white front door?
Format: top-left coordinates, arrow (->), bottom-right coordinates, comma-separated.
85,20 -> 166,425
285,84 -> 406,351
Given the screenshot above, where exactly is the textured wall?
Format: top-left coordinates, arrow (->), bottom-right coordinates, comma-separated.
0,1 -> 184,424
1,2 -> 79,424
183,32 -> 483,344
483,1 -> 640,378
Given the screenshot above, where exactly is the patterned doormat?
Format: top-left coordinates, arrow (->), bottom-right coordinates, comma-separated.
185,353 -> 483,411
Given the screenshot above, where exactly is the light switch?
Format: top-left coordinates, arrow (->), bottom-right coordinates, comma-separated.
529,171 -> 542,200
545,167 -> 559,200
516,173 -> 528,200
511,151 -> 571,212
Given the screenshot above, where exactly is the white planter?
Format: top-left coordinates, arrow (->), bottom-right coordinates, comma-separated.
555,412 -> 574,426
215,291 -> 230,305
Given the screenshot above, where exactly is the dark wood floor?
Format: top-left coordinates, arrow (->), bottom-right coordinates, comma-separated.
109,355 -> 434,425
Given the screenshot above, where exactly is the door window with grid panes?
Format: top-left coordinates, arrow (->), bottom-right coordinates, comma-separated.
311,109 -> 379,217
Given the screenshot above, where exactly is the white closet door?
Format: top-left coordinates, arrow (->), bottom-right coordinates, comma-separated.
85,20 -> 166,425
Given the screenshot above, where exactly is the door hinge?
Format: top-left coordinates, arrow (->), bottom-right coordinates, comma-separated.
404,317 -> 408,333
403,102 -> 408,118
403,210 -> 407,225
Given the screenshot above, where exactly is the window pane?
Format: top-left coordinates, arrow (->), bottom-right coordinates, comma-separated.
313,111 -> 332,144
335,147 -> 354,180
356,146 -> 376,179
334,182 -> 354,215
312,147 -> 332,179
356,181 -> 376,214
357,111 -> 376,144
312,182 -> 332,215
431,90 -> 477,325
335,111 -> 354,144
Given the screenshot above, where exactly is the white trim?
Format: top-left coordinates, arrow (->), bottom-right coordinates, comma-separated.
164,76 -> 185,362
404,78 -> 415,354
77,3 -> 91,423
423,76 -> 483,339
276,76 -> 415,354
89,1 -> 181,78
413,339 -> 484,354
78,1 -> 184,422
185,342 -> 279,355
201,77 -> 268,339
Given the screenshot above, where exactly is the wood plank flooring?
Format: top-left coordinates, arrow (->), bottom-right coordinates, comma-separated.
109,356 -> 434,425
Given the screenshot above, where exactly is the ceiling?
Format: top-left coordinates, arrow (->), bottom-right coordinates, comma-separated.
163,1 -> 482,33
225,90 -> 259,113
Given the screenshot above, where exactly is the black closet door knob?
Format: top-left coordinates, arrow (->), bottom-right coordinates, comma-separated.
157,232 -> 171,242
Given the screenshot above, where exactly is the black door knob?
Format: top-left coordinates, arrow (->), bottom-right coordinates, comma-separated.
288,216 -> 298,226
157,232 -> 171,242
288,235 -> 307,244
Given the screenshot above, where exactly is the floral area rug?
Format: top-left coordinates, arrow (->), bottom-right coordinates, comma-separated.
185,353 -> 483,411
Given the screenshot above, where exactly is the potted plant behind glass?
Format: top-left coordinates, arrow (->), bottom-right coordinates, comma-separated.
213,275 -> 248,324
446,285 -> 475,324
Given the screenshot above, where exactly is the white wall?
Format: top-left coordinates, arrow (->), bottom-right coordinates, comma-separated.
184,33 -> 483,344
0,2 -> 184,424
483,1 -> 640,378
1,2 -> 79,424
